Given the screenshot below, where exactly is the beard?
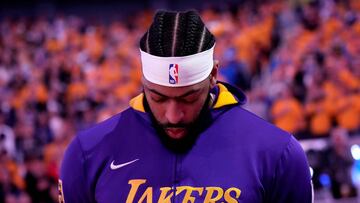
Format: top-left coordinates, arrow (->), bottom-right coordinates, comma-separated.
143,93 -> 213,153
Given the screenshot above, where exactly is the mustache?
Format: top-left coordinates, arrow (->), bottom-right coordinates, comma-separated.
160,123 -> 189,128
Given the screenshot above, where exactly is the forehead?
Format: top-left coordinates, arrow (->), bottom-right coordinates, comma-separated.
142,77 -> 208,97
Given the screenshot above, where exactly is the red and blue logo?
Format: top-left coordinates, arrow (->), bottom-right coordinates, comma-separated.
169,64 -> 179,84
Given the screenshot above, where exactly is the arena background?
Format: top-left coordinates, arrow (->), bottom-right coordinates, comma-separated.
0,0 -> 359,202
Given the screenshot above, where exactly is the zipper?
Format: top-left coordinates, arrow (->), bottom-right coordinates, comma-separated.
172,154 -> 181,203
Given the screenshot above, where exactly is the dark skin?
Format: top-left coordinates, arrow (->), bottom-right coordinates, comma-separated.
142,60 -> 219,140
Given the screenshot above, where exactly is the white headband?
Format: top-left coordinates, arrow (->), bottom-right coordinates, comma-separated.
140,44 -> 215,87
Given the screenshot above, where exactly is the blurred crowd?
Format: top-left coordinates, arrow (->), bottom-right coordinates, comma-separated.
0,0 -> 359,202
211,0 -> 360,138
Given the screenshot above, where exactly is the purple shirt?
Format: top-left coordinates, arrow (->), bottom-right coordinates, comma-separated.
60,82 -> 312,203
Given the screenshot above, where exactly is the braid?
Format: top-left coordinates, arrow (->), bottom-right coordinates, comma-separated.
201,30 -> 215,51
173,12 -> 187,56
182,11 -> 203,56
140,9 -> 215,57
150,11 -> 166,56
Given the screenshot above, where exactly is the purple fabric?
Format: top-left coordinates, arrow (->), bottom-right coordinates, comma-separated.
60,83 -> 312,203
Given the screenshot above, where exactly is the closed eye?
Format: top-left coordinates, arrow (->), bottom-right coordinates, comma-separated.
144,85 -> 202,103
152,96 -> 168,103
178,95 -> 198,104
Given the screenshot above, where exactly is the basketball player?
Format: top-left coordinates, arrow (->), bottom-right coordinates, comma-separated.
60,10 -> 313,203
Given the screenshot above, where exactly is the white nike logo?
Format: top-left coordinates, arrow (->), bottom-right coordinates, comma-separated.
110,159 -> 139,170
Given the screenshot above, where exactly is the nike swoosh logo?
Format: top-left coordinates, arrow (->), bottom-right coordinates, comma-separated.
110,159 -> 139,170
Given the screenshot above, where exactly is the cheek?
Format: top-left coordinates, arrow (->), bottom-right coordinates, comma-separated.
183,96 -> 208,121
183,107 -> 200,122
147,101 -> 167,122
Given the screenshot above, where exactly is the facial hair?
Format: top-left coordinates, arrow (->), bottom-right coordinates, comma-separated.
143,92 -> 213,153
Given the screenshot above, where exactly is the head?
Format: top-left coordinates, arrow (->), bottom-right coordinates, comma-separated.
330,127 -> 349,148
139,10 -> 217,140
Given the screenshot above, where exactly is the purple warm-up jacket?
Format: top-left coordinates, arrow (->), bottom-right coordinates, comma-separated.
60,82 -> 313,203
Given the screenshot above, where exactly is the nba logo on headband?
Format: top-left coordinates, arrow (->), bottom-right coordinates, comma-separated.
140,44 -> 215,87
169,64 -> 179,84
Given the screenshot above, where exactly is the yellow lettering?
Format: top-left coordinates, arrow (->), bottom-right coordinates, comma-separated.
224,188 -> 241,203
175,186 -> 204,203
203,187 -> 224,203
126,180 -> 241,203
138,187 -> 153,203
126,179 -> 147,203
158,187 -> 173,203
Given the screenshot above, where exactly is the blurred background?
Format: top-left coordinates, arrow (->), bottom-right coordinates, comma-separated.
0,0 -> 359,202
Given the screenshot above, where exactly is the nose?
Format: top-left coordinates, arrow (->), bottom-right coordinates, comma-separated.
165,100 -> 184,124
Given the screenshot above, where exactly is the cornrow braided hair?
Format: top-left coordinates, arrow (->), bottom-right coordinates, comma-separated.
140,10 -> 216,57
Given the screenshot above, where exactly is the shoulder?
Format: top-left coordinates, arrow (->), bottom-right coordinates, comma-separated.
225,107 -> 311,195
220,105 -> 293,147
75,108 -> 135,153
216,105 -> 306,168
60,108 -> 135,188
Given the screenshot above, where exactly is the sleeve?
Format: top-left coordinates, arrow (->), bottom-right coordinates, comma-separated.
59,136 -> 94,203
268,136 -> 313,203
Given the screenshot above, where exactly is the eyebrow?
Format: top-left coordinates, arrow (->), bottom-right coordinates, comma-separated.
145,87 -> 200,99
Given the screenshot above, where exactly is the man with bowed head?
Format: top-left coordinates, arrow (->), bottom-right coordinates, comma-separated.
60,10 -> 313,203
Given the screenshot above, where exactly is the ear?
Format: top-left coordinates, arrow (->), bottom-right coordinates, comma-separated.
210,60 -> 219,88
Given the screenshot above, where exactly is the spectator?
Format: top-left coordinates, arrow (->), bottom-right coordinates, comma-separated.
324,127 -> 358,199
0,112 -> 16,159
